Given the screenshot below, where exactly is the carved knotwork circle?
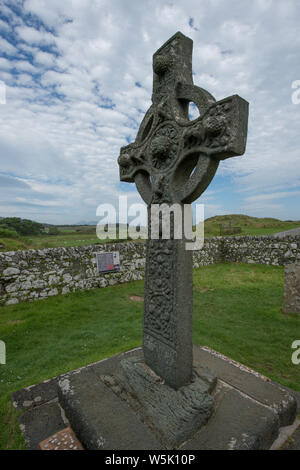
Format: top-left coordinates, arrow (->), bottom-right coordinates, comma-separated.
153,55 -> 172,75
150,135 -> 170,159
118,153 -> 131,167
149,123 -> 179,170
203,115 -> 225,136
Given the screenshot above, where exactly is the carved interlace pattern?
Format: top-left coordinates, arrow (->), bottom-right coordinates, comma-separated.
183,100 -> 233,153
118,99 -> 234,184
144,239 -> 175,346
153,55 -> 172,76
149,123 -> 179,170
154,38 -> 178,106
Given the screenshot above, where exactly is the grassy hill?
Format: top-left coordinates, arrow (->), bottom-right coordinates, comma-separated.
0,215 -> 299,252
0,224 -> 138,252
203,214 -> 300,237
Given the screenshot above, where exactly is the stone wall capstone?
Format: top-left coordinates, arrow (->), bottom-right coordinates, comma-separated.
0,235 -> 299,306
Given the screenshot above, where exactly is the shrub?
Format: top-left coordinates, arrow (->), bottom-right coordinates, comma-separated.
48,226 -> 60,235
0,227 -> 19,238
0,218 -> 44,236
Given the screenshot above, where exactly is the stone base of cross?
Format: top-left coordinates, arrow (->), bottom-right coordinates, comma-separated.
118,31 -> 248,390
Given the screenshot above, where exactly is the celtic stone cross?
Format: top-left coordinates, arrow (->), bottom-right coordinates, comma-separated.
118,32 -> 248,389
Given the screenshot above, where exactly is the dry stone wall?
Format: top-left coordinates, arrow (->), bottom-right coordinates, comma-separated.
0,235 -> 299,306
222,236 -> 300,265
0,243 -> 145,306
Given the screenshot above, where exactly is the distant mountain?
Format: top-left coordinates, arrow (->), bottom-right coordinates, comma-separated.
74,222 -> 135,227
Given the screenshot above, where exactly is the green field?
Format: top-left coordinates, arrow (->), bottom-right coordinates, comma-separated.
0,226 -> 112,252
0,215 -> 299,253
203,214 -> 300,238
0,263 -> 299,449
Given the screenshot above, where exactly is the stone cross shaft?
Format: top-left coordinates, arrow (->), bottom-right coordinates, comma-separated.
118,32 -> 248,389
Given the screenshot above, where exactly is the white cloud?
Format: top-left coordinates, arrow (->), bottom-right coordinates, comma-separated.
0,0 -> 298,223
0,18 -> 11,33
0,56 -> 12,70
245,191 -> 300,203
16,25 -> 56,45
0,36 -> 17,55
34,50 -> 56,68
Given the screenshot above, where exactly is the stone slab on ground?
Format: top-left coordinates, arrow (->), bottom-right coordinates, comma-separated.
181,385 -> 279,450
193,346 -> 297,427
13,346 -> 299,450
18,400 -> 67,450
270,419 -> 300,450
58,365 -> 162,450
11,377 -> 59,412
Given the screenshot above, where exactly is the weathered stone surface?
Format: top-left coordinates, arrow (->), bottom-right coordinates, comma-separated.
18,401 -> 67,450
181,387 -> 280,450
0,242 -> 146,306
193,346 -> 297,427
3,267 -> 20,276
5,298 -> 18,305
101,355 -> 216,448
282,262 -> 300,315
13,347 -> 300,450
11,376 -> 59,411
118,31 -> 249,389
222,235 -> 300,265
57,367 -> 162,450
281,423 -> 300,450
143,237 -> 194,389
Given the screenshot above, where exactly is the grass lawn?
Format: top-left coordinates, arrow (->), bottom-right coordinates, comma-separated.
0,230 -> 142,252
203,215 -> 300,238
1,215 -> 299,252
0,263 -> 299,449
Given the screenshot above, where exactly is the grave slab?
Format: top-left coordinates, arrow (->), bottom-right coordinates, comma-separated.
18,400 -> 67,450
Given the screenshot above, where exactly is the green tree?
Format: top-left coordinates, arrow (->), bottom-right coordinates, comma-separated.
0,218 -> 44,235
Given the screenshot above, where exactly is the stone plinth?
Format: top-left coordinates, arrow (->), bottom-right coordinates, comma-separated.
12,347 -> 299,450
56,347 -> 296,450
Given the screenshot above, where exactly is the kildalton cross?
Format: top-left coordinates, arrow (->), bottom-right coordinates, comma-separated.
118,31 -> 248,389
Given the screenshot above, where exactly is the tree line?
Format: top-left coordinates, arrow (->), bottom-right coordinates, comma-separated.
0,217 -> 45,236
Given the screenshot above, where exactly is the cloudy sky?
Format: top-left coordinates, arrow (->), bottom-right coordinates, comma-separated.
0,0 -> 299,225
